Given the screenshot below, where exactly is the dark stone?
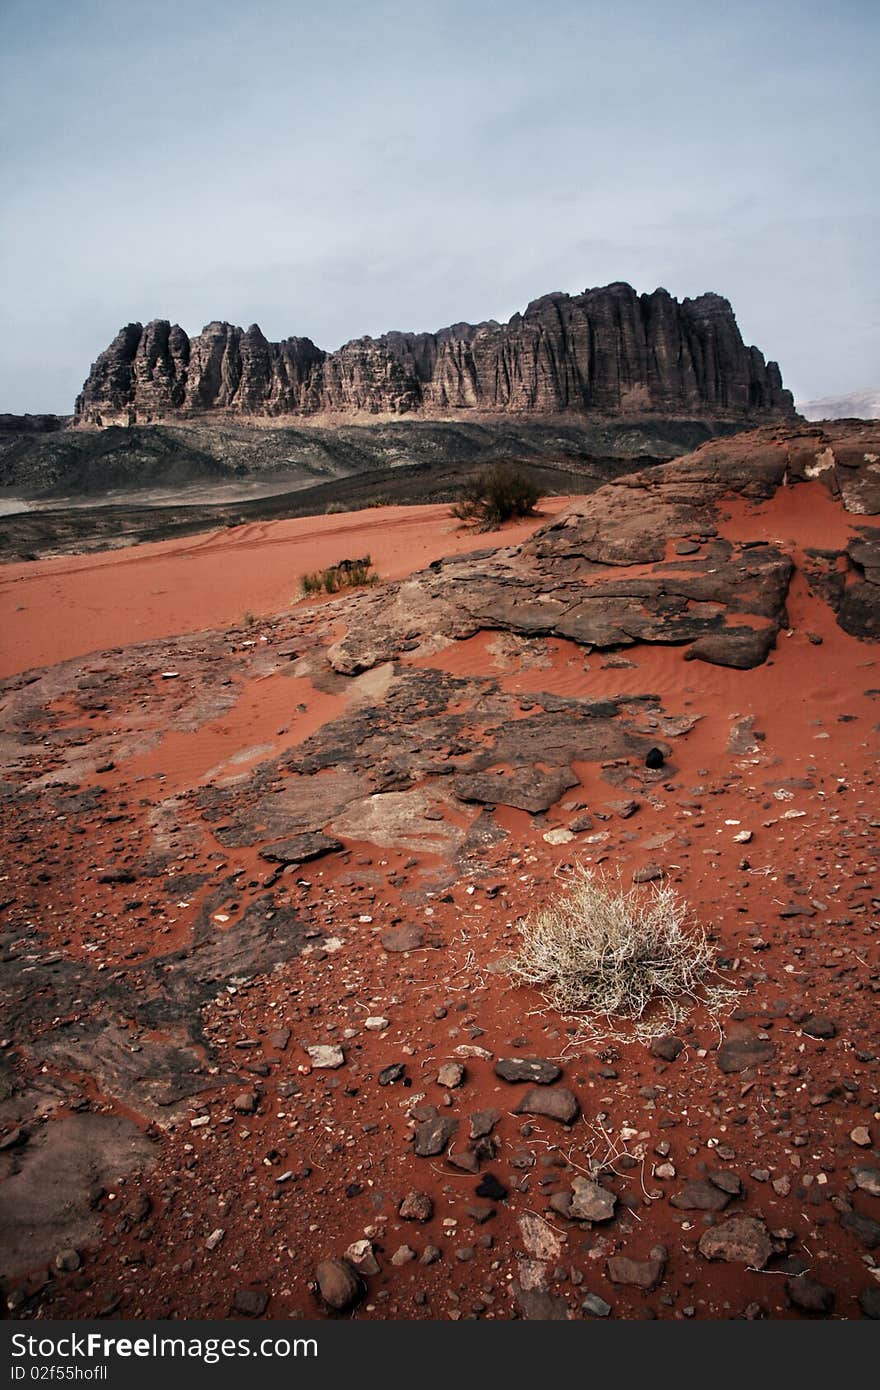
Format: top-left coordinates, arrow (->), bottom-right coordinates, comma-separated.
494,1057 -> 562,1085
716,1029 -> 776,1074
802,1015 -> 837,1039
475,1173 -> 508,1201
413,1113 -> 458,1157
650,1036 -> 684,1062
258,833 -> 341,865
645,747 -> 665,769
233,1289 -> 269,1316
786,1277 -> 835,1314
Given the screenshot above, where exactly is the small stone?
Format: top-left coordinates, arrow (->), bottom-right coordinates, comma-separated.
495,1057 -> 562,1085
344,1240 -> 380,1276
650,1036 -> 684,1062
437,1062 -> 465,1088
607,1246 -> 667,1290
421,1246 -> 442,1265
233,1091 -> 258,1114
840,1210 -> 880,1249
515,1086 -> 580,1125
670,1179 -> 730,1213
698,1215 -> 772,1268
391,1245 -> 416,1266
378,1063 -> 406,1086
852,1167 -> 880,1198
205,1229 -> 225,1251
364,1016 -> 389,1032
54,1249 -> 81,1272
581,1292 -> 612,1317
399,1191 -> 434,1222
786,1277 -> 835,1314
470,1109 -> 501,1138
543,827 -> 575,845
233,1289 -> 269,1316
414,1113 -> 458,1157
569,1177 -> 616,1222
475,1173 -> 508,1201
858,1287 -> 880,1318
850,1126 -> 872,1147
802,1015 -> 836,1040
645,747 -> 665,769
381,925 -> 424,952
306,1045 -> 344,1069
632,863 -> 664,884
315,1258 -> 363,1311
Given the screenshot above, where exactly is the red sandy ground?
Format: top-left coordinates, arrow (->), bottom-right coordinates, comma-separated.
0,499 -> 573,677
0,486 -> 878,1322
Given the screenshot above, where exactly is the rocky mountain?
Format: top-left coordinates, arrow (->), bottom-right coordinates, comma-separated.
75,282 -> 795,425
798,387 -> 880,421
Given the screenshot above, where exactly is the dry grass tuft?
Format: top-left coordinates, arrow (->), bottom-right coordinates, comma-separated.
510,868 -> 737,1041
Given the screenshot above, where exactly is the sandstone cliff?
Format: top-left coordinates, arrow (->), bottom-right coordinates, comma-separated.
75,282 -> 794,425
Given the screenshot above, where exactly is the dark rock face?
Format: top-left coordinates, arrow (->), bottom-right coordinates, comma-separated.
75,283 -> 794,425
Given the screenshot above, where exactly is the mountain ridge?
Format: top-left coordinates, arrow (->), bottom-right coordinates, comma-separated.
75,281 -> 795,426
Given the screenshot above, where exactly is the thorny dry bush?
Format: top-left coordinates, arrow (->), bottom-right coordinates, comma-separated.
510,868 -> 738,1042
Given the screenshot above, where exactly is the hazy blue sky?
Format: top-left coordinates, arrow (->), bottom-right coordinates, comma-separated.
1,0 -> 877,412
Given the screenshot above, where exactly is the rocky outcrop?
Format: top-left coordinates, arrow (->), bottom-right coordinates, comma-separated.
75,283 -> 794,425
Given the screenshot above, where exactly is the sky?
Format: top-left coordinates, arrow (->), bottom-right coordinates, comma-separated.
1,0 -> 877,413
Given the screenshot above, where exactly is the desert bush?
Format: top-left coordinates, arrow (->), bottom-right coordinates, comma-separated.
300,556 -> 377,597
452,462 -> 541,530
510,868 -> 736,1040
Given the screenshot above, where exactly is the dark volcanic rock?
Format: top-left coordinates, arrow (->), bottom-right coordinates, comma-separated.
786,1277 -> 835,1314
75,284 -> 794,425
494,1057 -> 563,1085
258,832 -> 342,864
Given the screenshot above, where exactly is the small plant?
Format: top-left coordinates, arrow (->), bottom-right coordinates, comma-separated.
509,868 -> 737,1041
452,462 -> 541,531
300,556 -> 378,597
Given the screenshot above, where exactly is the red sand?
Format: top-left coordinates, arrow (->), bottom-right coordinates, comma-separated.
0,498 -> 573,678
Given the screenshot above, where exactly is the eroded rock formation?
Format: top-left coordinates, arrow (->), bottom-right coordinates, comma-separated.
75,283 -> 794,425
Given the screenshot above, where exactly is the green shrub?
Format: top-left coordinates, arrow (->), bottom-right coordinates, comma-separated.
452,463 -> 541,531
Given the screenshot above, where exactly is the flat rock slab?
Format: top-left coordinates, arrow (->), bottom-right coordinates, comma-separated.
515,1086 -> 580,1125
0,1113 -> 155,1279
698,1214 -> 772,1268
494,1057 -> 562,1085
258,832 -> 342,864
452,765 -> 578,814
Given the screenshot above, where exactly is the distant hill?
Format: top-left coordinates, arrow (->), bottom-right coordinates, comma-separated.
798,388 -> 880,421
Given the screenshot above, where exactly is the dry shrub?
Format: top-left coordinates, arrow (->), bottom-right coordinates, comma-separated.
510,868 -> 737,1040
300,556 -> 377,597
